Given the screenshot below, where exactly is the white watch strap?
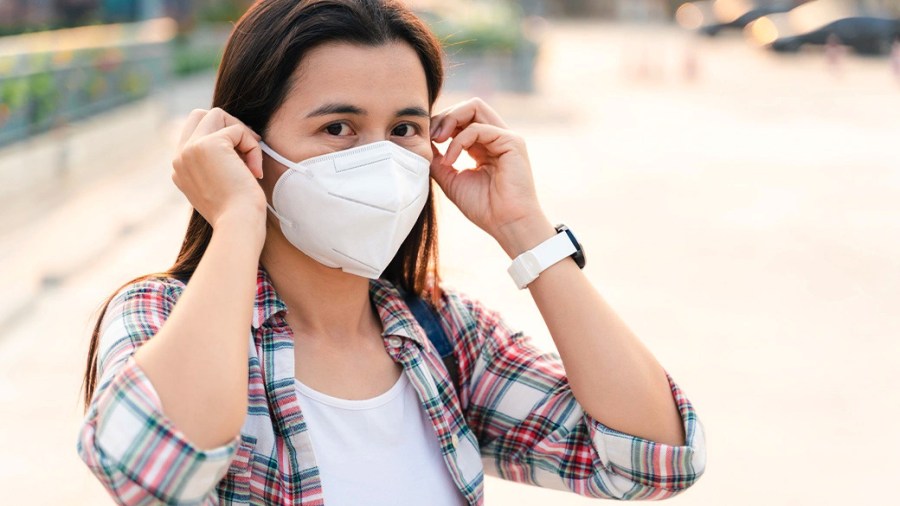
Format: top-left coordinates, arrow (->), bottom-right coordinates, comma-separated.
507,231 -> 577,289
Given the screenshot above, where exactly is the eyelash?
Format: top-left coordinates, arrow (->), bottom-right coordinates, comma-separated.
324,122 -> 352,136
392,123 -> 420,137
322,121 -> 421,137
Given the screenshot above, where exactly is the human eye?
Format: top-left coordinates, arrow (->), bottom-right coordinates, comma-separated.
324,122 -> 354,136
390,123 -> 420,138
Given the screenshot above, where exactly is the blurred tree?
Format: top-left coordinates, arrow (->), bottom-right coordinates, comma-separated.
542,0 -> 692,19
0,0 -> 54,33
53,0 -> 100,27
0,0 -> 219,34
163,0 -> 195,31
99,0 -> 165,23
100,0 -> 139,22
195,0 -> 254,23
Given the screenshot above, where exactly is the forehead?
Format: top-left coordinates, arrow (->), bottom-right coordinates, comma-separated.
286,41 -> 429,113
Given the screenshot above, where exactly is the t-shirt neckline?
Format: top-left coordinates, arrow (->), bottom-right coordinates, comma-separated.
294,372 -> 408,411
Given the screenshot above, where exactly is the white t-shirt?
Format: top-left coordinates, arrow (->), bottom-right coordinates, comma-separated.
294,372 -> 467,506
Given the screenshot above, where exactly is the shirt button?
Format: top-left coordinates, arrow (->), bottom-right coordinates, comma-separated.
451,433 -> 459,448
387,336 -> 403,348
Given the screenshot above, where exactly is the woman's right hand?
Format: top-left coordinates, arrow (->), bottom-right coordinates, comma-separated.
171,108 -> 266,232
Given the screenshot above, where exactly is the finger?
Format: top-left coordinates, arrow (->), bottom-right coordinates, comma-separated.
217,124 -> 263,179
430,141 -> 444,165
442,123 -> 514,167
241,142 -> 264,180
190,107 -> 261,143
432,116 -> 459,143
177,109 -> 208,150
431,97 -> 508,142
429,114 -> 443,138
429,111 -> 461,140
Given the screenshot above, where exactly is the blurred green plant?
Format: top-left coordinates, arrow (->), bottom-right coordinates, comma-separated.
423,1 -> 528,53
0,77 -> 29,111
416,1 -> 539,92
0,25 -> 47,37
0,19 -> 106,37
28,71 -> 59,128
197,0 -> 254,24
123,69 -> 150,97
172,42 -> 222,76
0,22 -> 170,145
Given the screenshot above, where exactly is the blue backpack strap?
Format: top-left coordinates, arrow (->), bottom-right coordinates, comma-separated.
403,292 -> 461,394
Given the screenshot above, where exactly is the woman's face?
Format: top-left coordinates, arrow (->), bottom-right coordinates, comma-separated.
260,40 -> 432,191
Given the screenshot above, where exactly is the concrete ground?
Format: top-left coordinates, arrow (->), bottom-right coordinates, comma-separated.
1,21 -> 898,505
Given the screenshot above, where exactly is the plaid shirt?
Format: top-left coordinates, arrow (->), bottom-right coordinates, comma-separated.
78,268 -> 706,505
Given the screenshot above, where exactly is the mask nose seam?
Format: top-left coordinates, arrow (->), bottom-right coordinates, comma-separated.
334,155 -> 392,173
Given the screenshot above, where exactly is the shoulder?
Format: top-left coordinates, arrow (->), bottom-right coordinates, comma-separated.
432,284 -> 510,340
436,284 -> 497,317
102,275 -> 187,329
109,275 -> 186,307
95,275 -> 187,369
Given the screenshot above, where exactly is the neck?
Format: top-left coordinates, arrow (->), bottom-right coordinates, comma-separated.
260,229 -> 382,346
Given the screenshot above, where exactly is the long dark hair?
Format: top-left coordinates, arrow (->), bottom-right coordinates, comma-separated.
82,0 -> 444,409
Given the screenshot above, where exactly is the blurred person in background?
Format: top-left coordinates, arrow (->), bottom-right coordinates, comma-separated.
76,0 -> 706,504
892,34 -> 900,79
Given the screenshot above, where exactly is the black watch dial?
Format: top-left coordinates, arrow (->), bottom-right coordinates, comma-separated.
555,224 -> 586,269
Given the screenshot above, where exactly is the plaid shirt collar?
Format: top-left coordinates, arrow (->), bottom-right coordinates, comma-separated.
251,266 -> 427,347
250,267 -> 286,330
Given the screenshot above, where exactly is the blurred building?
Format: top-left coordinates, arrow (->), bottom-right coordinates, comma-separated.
541,0 -> 900,18
0,0 -> 56,29
0,0 -> 254,33
542,0 -> 685,18
856,0 -> 900,15
0,0 -> 155,30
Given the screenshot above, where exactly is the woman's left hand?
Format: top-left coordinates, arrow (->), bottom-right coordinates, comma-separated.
430,98 -> 553,257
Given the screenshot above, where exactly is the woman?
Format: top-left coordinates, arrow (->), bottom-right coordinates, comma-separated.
78,1 -> 705,504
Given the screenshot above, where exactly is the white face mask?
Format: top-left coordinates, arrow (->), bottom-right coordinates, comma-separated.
259,140 -> 431,279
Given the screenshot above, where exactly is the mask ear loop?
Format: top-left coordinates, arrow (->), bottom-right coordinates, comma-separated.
265,203 -> 293,227
258,141 -> 295,227
258,141 -> 299,169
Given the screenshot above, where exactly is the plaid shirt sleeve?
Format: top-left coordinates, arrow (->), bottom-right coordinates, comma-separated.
77,279 -> 240,505
441,289 -> 706,500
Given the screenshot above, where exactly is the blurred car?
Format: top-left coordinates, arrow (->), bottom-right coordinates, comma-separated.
771,17 -> 900,54
749,0 -> 900,55
676,0 -> 809,36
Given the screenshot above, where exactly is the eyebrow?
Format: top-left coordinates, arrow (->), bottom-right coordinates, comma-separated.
305,103 -> 429,119
395,106 -> 430,119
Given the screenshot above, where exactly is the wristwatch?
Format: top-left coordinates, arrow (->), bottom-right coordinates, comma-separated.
507,224 -> 586,290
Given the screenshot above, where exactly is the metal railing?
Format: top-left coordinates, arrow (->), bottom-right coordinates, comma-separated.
0,18 -> 176,147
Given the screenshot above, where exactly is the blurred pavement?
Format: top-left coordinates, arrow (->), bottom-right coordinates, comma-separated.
1,21 -> 898,505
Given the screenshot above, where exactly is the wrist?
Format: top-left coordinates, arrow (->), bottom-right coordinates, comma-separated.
213,206 -> 267,247
495,214 -> 556,259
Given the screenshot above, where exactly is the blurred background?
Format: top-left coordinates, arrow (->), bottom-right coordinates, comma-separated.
1,0 -> 899,504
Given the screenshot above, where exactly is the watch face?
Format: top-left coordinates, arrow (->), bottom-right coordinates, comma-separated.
555,224 -> 586,269
573,247 -> 586,269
